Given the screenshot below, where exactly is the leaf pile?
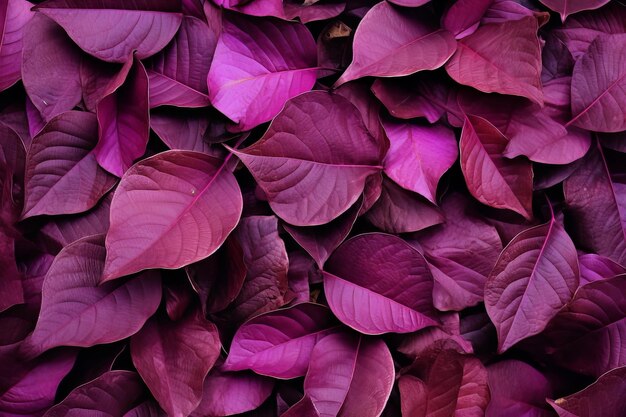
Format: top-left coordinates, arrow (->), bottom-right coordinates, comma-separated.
1,0 -> 625,416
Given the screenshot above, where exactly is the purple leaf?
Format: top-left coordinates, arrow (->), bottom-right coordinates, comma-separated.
192,367 -> 274,417
539,0 -> 610,21
482,0 -> 550,27
324,233 -> 438,335
382,120 -> 457,203
413,193 -> 503,311
460,115 -> 534,219
146,16 -> 217,108
131,311 -> 221,417
569,34 -> 626,133
446,17 -> 543,105
22,235 -> 162,357
216,216 -> 289,324
543,275 -> 626,377
397,312 -> 474,357
22,111 -> 117,219
442,0 -> 493,39
44,371 -> 147,417
230,91 -> 381,226
485,217 -> 579,353
212,0 -> 285,19
288,332 -> 394,417
0,0 -> 33,92
283,0 -> 344,23
22,14 -> 82,121
102,150 -> 243,281
486,360 -> 553,417
563,142 -> 626,264
336,2 -> 456,85
34,0 -> 183,63
578,253 -> 625,286
208,13 -> 317,131
94,56 -> 150,177
548,366 -> 626,417
224,303 -> 339,379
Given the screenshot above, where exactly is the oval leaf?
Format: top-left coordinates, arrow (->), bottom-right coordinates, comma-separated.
230,91 -> 381,226
324,233 -> 438,335
103,150 -> 243,281
485,219 -> 579,352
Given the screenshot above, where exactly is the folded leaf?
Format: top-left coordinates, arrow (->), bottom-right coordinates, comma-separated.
224,303 -> 338,378
230,91 -> 381,226
442,0 -> 493,39
539,0 -> 610,21
35,0 -> 183,63
569,34 -> 626,132
94,56 -> 150,177
208,13 -> 317,131
324,233 -> 438,335
103,150 -> 243,281
485,218 -> 579,352
22,235 -> 162,356
446,17 -> 543,104
22,111 -> 116,219
460,115 -> 533,219
131,311 -> 220,417
0,0 -> 33,92
336,2 -> 456,85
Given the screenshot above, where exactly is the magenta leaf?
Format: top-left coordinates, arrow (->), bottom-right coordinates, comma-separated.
22,111 -> 117,219
131,311 -> 220,417
446,17 -> 543,105
34,0 -> 183,63
442,0 -> 493,39
192,367 -> 274,417
146,16 -> 216,109
382,119 -> 457,203
287,332 -> 394,417
212,0 -> 285,19
22,14 -> 82,121
539,0 -> 610,21
0,0 -> 33,92
336,2 -> 456,85
485,217 -> 579,353
324,233 -> 438,335
542,275 -> 626,377
44,371 -> 147,417
22,235 -> 162,357
548,366 -> 626,417
460,115 -> 534,219
94,56 -> 150,177
569,34 -> 626,133
102,150 -> 243,281
208,13 -> 317,131
230,91 -> 381,226
578,253 -> 625,285
224,303 -> 339,379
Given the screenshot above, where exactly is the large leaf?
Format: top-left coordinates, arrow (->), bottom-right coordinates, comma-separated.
21,235 -> 162,357
0,0 -> 33,92
569,34 -> 626,133
382,120 -> 457,203
414,193 -> 503,311
44,371 -> 146,417
208,12 -> 317,131
224,303 -> 339,379
102,150 -> 243,281
460,115 -> 533,219
94,56 -> 150,177
539,0 -> 610,21
146,16 -> 216,108
230,91 -> 381,226
563,143 -> 626,264
22,111 -> 116,219
542,275 -> 626,377
336,2 -> 456,85
446,17 -> 543,104
192,368 -> 274,417
34,0 -> 183,63
548,366 -> 626,417
485,218 -> 579,352
285,332 -> 394,417
324,233 -> 438,335
131,311 -> 220,417
22,14 -> 82,121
